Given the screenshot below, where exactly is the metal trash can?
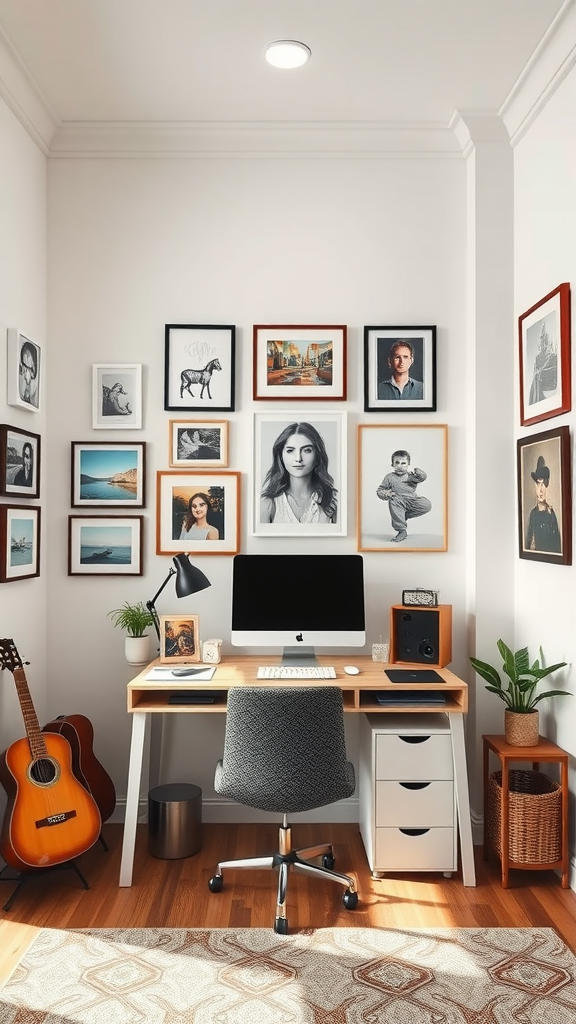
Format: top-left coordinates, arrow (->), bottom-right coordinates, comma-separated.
148,783 -> 202,859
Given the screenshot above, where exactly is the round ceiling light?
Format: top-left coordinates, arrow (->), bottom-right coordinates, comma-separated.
265,40 -> 311,69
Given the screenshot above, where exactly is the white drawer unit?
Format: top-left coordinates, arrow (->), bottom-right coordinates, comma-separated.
359,712 -> 458,877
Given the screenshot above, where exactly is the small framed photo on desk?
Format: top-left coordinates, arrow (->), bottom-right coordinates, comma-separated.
159,614 -> 201,664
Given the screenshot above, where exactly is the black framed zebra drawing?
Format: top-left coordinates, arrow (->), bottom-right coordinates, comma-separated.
164,325 -> 236,412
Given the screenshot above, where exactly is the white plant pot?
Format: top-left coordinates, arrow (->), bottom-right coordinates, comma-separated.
125,635 -> 151,666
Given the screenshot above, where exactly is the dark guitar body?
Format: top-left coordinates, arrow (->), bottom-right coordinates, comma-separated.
42,715 -> 116,824
0,732 -> 102,872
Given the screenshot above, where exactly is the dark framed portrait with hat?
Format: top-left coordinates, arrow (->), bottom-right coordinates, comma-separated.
517,425 -> 571,565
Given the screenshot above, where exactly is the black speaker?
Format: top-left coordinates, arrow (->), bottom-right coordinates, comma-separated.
390,605 -> 452,667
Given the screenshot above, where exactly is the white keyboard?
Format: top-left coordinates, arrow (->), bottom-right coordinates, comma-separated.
257,665 -> 337,680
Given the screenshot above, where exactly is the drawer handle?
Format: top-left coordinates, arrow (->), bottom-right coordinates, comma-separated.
399,736 -> 430,744
399,828 -> 430,837
399,782 -> 430,791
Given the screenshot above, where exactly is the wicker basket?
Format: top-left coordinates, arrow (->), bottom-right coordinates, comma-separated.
487,769 -> 561,864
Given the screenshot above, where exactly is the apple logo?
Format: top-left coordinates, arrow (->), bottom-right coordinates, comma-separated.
296,633 -> 303,643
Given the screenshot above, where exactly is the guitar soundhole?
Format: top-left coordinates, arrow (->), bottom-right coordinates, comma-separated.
28,757 -> 60,787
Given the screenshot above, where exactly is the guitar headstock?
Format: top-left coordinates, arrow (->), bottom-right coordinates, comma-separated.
0,638 -> 24,674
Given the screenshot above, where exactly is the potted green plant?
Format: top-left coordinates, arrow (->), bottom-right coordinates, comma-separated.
108,601 -> 155,666
470,639 -> 570,746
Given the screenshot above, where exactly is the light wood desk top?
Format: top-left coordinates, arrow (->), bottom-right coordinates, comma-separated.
127,655 -> 468,714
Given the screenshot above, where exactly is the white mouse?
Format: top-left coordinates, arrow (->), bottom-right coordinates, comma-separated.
343,665 -> 360,675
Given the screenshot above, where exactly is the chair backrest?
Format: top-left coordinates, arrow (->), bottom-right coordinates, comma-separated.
215,686 -> 356,813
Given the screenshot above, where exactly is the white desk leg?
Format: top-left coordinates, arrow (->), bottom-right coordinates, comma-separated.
119,712 -> 148,887
448,712 -> 476,887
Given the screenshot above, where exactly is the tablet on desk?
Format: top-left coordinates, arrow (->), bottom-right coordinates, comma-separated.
385,669 -> 444,684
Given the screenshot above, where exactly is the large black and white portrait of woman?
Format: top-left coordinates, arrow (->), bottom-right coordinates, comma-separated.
254,412 -> 346,537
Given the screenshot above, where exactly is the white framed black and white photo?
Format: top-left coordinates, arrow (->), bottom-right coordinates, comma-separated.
0,424 -> 40,498
169,419 -> 229,468
363,326 -> 436,412
71,441 -> 146,508
358,423 -> 447,552
68,515 -> 144,576
164,324 -> 235,412
253,411 -> 347,537
92,364 -> 142,429
0,505 -> 40,582
7,329 -> 42,413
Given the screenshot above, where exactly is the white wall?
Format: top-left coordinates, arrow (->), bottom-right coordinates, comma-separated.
0,99 -> 47,794
46,153 -> 469,819
513,62 -> 576,768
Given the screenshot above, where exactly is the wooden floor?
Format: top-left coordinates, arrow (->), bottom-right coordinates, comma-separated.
1,821 -> 576,979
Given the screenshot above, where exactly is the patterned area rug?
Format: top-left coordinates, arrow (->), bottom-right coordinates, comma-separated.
1,926 -> 576,1023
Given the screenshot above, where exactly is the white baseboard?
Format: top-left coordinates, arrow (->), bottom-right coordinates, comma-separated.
109,795 -> 360,825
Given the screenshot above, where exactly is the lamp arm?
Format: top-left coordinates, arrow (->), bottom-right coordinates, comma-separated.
146,567 -> 175,642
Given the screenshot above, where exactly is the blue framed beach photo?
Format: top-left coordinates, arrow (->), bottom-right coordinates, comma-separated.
68,515 -> 144,576
71,442 -> 146,508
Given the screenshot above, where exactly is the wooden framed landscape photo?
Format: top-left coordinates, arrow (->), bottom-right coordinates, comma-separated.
159,614 -> 200,664
517,425 -> 571,565
0,505 -> 40,582
169,419 -> 228,468
253,325 -> 347,400
92,364 -> 142,429
68,515 -> 144,576
357,423 -> 448,552
0,424 -> 40,498
519,283 -> 571,427
164,324 -> 235,412
253,411 -> 347,537
364,325 -> 436,412
6,329 -> 42,412
156,470 -> 240,555
71,441 -> 146,508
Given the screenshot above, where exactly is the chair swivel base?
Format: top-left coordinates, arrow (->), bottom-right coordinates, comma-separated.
208,822 -> 358,934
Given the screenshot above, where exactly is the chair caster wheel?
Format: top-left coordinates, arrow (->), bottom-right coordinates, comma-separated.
342,889 -> 358,910
274,917 -> 288,934
208,874 -> 223,893
322,854 -> 335,869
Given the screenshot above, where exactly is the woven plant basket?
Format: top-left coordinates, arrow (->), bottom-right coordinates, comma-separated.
504,709 -> 539,747
487,769 -> 561,864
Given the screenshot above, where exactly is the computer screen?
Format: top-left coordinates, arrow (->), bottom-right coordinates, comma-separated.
231,553 -> 366,662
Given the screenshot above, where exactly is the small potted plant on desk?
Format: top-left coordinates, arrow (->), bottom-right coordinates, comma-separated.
470,639 -> 570,746
108,601 -> 155,666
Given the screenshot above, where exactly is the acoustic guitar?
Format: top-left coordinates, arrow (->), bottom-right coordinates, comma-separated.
0,639 -> 101,872
42,714 -> 116,824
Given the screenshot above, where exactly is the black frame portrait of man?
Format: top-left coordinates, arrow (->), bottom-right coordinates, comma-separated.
0,424 -> 40,498
517,424 -> 571,565
364,325 -> 437,412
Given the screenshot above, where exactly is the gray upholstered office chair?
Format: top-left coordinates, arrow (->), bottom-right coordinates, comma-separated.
208,686 -> 358,933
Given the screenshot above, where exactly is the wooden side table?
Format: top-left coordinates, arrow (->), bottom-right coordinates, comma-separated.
483,734 -> 569,888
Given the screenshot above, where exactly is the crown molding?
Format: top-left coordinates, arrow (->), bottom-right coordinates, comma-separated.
0,25 -> 57,154
500,0 -> 576,146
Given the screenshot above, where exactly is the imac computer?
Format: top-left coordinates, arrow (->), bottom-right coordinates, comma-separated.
231,553 -> 366,665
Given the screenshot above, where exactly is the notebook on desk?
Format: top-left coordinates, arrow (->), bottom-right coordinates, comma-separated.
385,669 -> 444,684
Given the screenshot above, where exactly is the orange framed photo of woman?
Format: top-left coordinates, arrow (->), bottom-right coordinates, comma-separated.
156,471 -> 240,555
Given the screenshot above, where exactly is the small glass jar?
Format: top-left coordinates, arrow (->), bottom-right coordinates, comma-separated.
372,642 -> 389,663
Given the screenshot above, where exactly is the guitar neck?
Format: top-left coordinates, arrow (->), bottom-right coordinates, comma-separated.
13,666 -> 47,760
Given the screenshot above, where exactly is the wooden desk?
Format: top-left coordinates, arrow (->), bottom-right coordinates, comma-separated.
483,734 -> 569,888
120,656 -> 475,887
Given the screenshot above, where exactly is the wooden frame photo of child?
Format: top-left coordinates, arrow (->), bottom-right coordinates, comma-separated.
357,424 -> 448,552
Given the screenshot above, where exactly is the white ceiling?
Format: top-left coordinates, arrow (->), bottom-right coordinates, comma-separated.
0,0 -> 566,128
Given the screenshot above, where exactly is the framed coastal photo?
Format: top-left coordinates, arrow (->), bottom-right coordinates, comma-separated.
519,283 -> 571,427
364,326 -> 436,412
0,424 -> 40,498
71,442 -> 146,508
92,364 -> 142,429
159,614 -> 201,664
7,329 -> 42,412
253,325 -> 347,400
517,425 -> 571,565
0,505 -> 40,582
253,412 -> 347,537
156,470 -> 240,555
169,419 -> 228,468
68,515 -> 144,576
358,424 -> 448,552
164,324 -> 235,412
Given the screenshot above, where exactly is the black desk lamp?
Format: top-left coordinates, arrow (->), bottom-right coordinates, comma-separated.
147,553 -> 211,642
